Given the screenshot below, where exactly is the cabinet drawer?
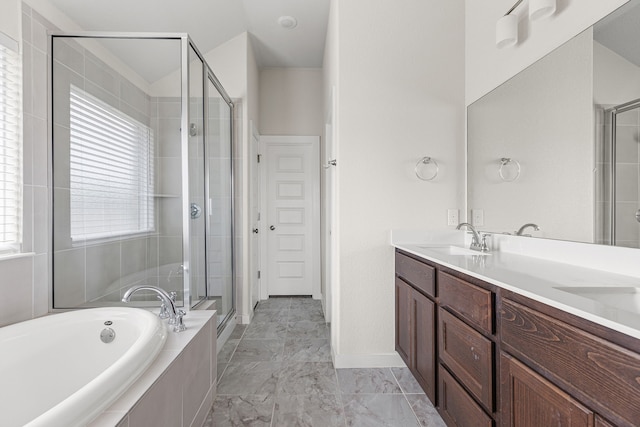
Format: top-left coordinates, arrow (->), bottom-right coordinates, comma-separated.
395,252 -> 435,297
439,271 -> 493,334
501,298 -> 640,426
439,308 -> 494,410
439,365 -> 493,427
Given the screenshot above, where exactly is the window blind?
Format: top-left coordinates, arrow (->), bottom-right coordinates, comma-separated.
0,35 -> 22,252
69,85 -> 154,241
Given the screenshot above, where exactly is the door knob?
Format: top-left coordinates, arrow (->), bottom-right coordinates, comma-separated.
636,209 -> 640,223
190,203 -> 202,219
253,228 -> 259,234
270,225 -> 276,231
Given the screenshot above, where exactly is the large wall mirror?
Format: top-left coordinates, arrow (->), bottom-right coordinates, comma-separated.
468,0 -> 640,247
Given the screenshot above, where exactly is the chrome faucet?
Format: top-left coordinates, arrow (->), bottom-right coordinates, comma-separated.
456,222 -> 489,252
516,223 -> 540,236
122,285 -> 186,332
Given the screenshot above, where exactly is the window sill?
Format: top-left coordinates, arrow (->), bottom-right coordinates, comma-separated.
0,252 -> 36,262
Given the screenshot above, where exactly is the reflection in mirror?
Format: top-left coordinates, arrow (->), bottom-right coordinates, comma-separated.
467,0 -> 640,247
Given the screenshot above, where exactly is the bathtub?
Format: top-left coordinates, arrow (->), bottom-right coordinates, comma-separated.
0,307 -> 167,427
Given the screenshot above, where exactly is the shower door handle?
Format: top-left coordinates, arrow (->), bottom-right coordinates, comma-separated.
190,203 -> 202,219
636,209 -> 640,223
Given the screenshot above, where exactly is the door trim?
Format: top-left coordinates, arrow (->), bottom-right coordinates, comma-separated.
260,135 -> 321,299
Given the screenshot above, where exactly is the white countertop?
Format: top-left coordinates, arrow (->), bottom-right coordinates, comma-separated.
392,230 -> 640,341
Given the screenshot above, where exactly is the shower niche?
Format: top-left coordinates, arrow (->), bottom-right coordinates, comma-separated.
50,33 -> 235,330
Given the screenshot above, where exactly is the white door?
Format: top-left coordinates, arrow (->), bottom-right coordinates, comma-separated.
261,136 -> 320,297
250,122 -> 261,309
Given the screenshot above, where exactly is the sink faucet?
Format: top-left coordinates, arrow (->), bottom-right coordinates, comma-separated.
516,223 -> 540,236
122,285 -> 186,332
456,222 -> 488,252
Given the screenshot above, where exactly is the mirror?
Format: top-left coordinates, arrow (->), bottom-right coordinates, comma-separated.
467,0 -> 640,247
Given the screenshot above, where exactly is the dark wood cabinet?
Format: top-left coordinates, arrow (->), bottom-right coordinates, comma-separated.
439,308 -> 494,411
500,352 -> 594,427
439,365 -> 493,427
395,277 -> 412,365
439,271 -> 493,334
395,252 -> 437,403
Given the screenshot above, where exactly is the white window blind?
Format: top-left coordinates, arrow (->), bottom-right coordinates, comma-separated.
69,85 -> 154,241
0,35 -> 22,253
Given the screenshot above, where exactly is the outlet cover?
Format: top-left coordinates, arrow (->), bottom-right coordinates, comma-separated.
447,209 -> 459,226
472,209 -> 484,226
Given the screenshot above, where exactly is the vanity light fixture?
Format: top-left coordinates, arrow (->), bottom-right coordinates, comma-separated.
496,0 -> 523,49
529,0 -> 556,21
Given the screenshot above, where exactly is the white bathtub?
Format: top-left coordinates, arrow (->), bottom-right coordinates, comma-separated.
0,307 -> 167,427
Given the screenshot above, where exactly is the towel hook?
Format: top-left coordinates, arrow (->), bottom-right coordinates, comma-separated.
323,159 -> 337,169
415,157 -> 438,181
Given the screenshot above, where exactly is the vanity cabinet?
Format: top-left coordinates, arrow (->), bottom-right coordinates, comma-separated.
395,252 -> 437,403
394,248 -> 640,427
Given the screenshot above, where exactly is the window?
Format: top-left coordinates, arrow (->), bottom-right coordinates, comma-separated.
69,85 -> 154,241
0,34 -> 22,253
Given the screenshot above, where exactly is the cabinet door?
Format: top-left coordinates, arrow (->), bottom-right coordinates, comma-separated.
395,278 -> 412,365
500,353 -> 594,427
412,289 -> 436,403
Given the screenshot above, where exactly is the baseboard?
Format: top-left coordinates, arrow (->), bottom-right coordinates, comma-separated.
239,314 -> 252,324
331,347 -> 408,369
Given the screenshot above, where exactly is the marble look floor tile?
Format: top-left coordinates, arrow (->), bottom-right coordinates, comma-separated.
337,368 -> 402,394
273,393 -> 346,427
229,324 -> 247,340
287,321 -> 330,339
244,321 -> 289,340
217,361 -> 282,395
257,298 -> 292,310
405,394 -> 446,427
283,338 -> 331,362
289,298 -> 322,309
232,339 -> 285,362
342,394 -> 421,427
211,394 -> 275,427
217,362 -> 227,382
391,367 -> 425,394
252,308 -> 290,323
218,339 -> 240,363
277,362 -> 338,395
288,308 -> 325,323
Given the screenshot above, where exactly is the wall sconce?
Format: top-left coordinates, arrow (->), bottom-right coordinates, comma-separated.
496,0 -> 556,49
529,0 -> 556,21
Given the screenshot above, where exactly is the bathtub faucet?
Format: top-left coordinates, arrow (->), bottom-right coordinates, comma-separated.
122,286 -> 187,332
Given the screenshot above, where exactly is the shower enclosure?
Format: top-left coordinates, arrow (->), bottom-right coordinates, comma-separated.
50,33 -> 235,331
596,99 -> 640,248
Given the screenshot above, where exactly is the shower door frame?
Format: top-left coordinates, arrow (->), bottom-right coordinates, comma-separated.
48,32 -> 236,332
607,97 -> 640,246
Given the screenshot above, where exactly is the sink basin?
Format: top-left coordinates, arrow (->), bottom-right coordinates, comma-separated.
554,286 -> 640,313
417,245 -> 492,256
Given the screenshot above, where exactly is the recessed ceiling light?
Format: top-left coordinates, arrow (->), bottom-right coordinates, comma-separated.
278,16 -> 298,30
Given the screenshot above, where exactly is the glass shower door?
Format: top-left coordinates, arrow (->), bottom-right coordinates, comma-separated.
206,74 -> 234,327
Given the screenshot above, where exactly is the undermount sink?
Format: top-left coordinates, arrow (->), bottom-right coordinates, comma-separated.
554,286 -> 640,313
417,245 -> 492,256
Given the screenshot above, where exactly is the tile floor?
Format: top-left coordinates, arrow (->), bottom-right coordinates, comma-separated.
204,297 -> 446,427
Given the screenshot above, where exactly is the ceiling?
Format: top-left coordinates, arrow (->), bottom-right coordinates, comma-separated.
49,0 -> 330,81
594,0 -> 640,67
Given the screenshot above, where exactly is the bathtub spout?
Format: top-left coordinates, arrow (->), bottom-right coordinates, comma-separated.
122,286 -> 186,332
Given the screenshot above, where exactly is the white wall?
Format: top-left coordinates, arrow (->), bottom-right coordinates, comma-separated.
466,0 -> 628,105
0,0 -> 21,41
593,41 -> 640,105
259,68 -> 323,136
327,0 -> 466,366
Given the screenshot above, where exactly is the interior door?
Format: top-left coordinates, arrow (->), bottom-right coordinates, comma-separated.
262,136 -> 320,297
